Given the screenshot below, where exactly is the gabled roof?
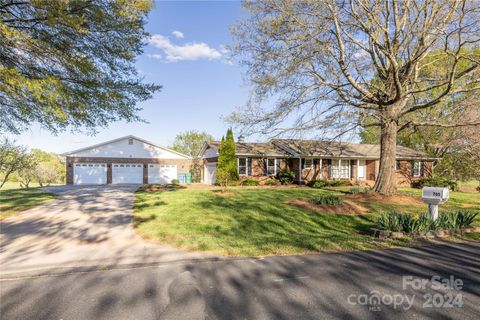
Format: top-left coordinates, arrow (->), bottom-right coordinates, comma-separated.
272,139 -> 436,160
203,141 -> 292,157
62,135 -> 190,159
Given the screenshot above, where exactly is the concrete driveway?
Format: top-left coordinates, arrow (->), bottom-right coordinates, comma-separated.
0,185 -> 209,277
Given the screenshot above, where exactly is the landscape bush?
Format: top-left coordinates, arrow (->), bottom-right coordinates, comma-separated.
308,195 -> 344,206
264,178 -> 279,186
276,169 -> 295,185
376,210 -> 478,233
241,178 -> 259,186
308,180 -> 350,188
346,186 -> 362,194
412,177 -> 459,191
171,179 -> 179,185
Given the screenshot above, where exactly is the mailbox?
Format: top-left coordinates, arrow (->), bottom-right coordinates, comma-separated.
421,187 -> 450,220
422,187 -> 449,205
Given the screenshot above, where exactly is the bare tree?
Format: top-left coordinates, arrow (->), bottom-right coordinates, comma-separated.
229,0 -> 480,194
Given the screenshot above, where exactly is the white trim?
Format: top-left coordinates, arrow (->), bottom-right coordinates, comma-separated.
237,157 -> 250,176
266,158 -> 277,176
357,159 -> 366,180
319,158 -> 323,179
330,159 -> 350,179
298,157 -> 302,183
62,135 -> 190,159
412,160 -> 422,177
302,158 -> 314,169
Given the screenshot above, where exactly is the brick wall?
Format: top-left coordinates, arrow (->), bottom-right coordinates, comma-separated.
395,160 -> 434,187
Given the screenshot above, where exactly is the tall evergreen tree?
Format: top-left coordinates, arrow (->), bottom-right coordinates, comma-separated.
216,129 -> 238,189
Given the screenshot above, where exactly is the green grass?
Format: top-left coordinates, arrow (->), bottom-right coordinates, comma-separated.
134,186 -> 479,256
0,187 -> 57,219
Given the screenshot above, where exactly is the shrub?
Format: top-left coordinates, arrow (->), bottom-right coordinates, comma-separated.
308,180 -> 350,188
276,169 -> 295,185
309,195 -> 343,205
264,178 -> 279,186
412,177 -> 459,191
376,210 -> 478,233
241,178 -> 259,186
347,186 -> 361,194
171,179 -> 179,185
453,210 -> 478,228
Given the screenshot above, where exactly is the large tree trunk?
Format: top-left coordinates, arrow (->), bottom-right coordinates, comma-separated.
374,120 -> 398,195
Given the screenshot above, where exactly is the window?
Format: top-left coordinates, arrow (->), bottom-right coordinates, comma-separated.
412,161 -> 422,177
396,160 -> 401,170
128,138 -> 133,145
303,159 -> 313,169
266,158 -> 277,176
330,159 -> 350,179
238,158 -> 250,176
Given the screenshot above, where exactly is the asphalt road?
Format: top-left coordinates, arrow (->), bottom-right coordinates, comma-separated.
1,241 -> 479,320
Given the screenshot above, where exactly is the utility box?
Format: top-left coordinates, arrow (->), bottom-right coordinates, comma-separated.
422,187 -> 449,220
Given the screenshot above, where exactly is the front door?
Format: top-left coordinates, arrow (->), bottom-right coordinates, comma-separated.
357,160 -> 366,180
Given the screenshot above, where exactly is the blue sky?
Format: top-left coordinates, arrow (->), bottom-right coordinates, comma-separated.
8,1 -> 250,154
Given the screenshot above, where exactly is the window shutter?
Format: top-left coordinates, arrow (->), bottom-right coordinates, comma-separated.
350,160 -> 355,179
327,159 -> 332,178
248,158 -> 252,176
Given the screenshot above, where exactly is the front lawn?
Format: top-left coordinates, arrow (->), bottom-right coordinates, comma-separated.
133,186 -> 479,256
0,188 -> 57,220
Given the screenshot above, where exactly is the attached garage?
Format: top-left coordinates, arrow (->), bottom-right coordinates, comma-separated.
148,164 -> 177,184
63,135 -> 191,185
112,163 -> 143,184
74,163 -> 107,185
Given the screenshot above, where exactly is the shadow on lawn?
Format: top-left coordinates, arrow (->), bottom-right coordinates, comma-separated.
194,190 -> 379,252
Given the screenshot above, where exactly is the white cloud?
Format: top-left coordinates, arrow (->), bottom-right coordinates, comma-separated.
149,34 -> 222,62
172,30 -> 184,38
146,53 -> 162,59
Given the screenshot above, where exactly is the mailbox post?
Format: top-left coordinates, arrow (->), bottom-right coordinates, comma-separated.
421,187 -> 449,220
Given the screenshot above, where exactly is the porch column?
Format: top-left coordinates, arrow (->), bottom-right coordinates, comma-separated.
357,159 -> 360,179
319,159 -> 323,179
298,156 -> 302,184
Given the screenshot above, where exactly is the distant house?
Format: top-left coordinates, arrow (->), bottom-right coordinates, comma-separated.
200,138 -> 437,186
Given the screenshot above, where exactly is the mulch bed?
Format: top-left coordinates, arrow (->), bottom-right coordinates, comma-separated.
342,193 -> 424,206
138,184 -> 186,192
287,199 -> 368,215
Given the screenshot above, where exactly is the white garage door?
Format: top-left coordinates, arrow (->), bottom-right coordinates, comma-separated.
74,163 -> 107,185
204,163 -> 217,185
112,163 -> 143,184
148,164 -> 177,184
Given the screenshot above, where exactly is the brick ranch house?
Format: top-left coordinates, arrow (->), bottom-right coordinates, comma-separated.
63,135 -> 191,185
200,138 -> 437,187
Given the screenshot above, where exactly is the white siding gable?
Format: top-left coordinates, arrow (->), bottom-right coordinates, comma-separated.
68,137 -> 187,159
203,147 -> 218,159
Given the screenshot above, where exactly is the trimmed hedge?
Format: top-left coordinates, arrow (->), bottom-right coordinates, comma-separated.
412,177 -> 459,191
308,180 -> 350,188
241,178 -> 259,186
264,178 -> 280,186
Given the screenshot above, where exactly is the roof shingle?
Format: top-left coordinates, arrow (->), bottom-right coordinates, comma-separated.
203,139 -> 435,160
